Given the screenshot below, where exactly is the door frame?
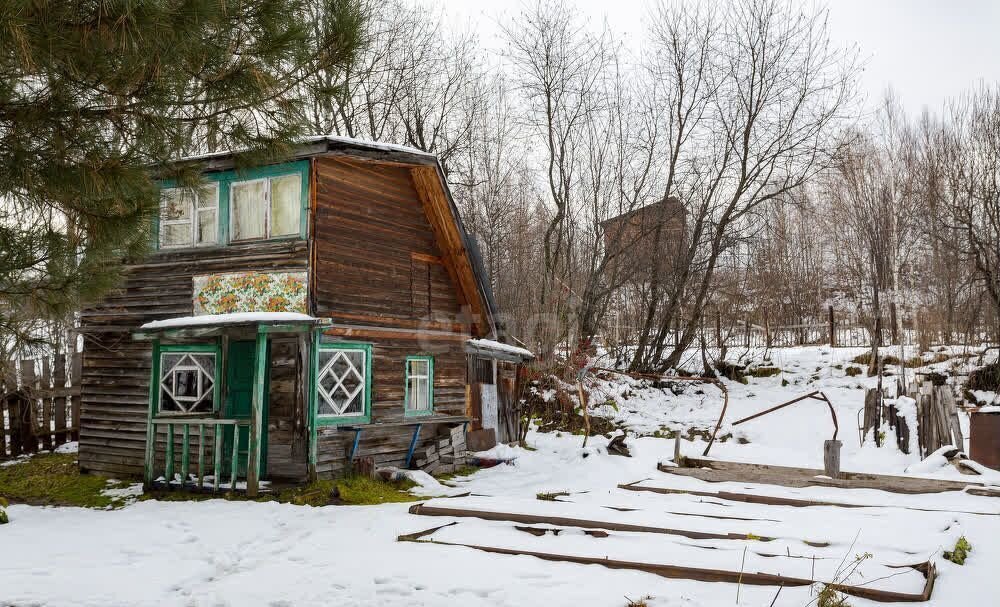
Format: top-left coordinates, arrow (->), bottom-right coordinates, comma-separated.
224,339 -> 270,477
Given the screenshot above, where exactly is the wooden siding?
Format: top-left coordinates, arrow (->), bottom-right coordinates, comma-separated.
312,156 -> 464,326
78,240 -> 309,477
312,157 -> 473,476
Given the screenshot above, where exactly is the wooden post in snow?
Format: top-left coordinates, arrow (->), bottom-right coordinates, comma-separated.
246,330 -> 268,497
824,439 -> 842,479
828,306 -> 836,347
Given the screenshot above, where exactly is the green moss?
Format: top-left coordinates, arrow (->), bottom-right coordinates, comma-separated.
944,536 -> 971,565
436,465 -> 479,482
0,453 -> 132,509
336,475 -> 419,505
536,491 -> 570,501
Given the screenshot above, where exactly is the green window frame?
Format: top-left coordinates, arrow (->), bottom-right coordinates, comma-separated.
153,160 -> 309,250
404,355 -> 434,417
312,341 -> 372,426
151,342 -> 222,416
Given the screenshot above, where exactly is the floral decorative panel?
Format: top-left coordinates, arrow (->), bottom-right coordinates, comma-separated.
192,271 -> 308,315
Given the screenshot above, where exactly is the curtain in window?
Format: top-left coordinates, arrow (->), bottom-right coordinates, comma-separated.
232,180 -> 267,240
407,359 -> 431,412
270,174 -> 300,237
195,183 -> 218,244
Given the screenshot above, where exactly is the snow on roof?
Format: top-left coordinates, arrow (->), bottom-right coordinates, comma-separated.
303,135 -> 434,158
173,135 -> 434,164
140,312 -> 321,331
466,338 -> 534,360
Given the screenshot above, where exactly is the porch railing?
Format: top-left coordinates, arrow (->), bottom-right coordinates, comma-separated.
144,417 -> 251,492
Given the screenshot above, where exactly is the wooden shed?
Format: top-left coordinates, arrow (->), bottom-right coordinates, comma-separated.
77,137 -> 533,495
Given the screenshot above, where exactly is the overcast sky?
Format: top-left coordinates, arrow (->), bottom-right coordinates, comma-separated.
441,0 -> 1000,117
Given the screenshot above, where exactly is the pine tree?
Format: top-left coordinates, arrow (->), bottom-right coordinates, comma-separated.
0,0 -> 365,352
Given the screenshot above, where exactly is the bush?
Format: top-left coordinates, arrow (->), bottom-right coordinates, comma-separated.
715,361 -> 747,383
944,536 -> 971,565
969,363 -> 1000,393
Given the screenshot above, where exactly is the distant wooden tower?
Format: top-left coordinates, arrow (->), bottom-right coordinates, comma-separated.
600,195 -> 687,284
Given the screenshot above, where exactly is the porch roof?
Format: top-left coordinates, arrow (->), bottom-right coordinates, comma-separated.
133,312 -> 331,340
465,338 -> 535,363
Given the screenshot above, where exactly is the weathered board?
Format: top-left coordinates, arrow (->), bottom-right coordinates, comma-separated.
78,240 -> 309,477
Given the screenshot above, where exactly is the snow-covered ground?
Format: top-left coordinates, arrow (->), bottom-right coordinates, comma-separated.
3,346 -> 1000,606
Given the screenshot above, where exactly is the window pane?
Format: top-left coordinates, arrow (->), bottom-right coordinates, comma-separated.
162,223 -> 191,247
196,183 -> 218,209
196,210 -> 216,244
270,174 -> 301,237
159,352 -> 215,414
409,359 -> 429,377
316,348 -> 366,417
232,180 -> 267,240
174,369 -> 199,400
161,189 -> 193,221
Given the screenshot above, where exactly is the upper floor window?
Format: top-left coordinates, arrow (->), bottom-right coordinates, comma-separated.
231,173 -> 301,241
159,184 -> 219,248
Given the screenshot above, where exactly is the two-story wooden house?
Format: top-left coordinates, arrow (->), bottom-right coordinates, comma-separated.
77,137 -> 532,495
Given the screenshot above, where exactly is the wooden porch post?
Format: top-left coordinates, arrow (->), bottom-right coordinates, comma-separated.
246,329 -> 268,497
143,339 -> 161,488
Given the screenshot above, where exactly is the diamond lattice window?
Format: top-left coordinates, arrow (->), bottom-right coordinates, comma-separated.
159,353 -> 216,414
316,349 -> 367,417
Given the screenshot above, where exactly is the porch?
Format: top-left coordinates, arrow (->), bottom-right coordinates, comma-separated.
134,312 -> 330,496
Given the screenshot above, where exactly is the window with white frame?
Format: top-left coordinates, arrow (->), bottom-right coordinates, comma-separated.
316,347 -> 368,418
159,184 -> 219,248
405,357 -> 433,414
159,352 -> 216,414
231,173 -> 301,241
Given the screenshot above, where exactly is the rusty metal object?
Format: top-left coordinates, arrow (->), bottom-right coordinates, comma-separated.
697,390 -> 839,456
970,410 -> 1000,471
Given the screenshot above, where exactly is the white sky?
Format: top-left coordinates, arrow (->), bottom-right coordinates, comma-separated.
440,0 -> 1000,117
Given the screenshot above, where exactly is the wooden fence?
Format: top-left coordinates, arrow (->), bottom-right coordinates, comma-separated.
1,353 -> 81,458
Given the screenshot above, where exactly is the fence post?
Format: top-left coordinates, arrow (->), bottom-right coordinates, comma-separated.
828,306 -> 836,347
715,309 -> 723,349
40,357 -> 53,451
53,354 -> 67,447
19,359 -> 38,453
71,353 -> 82,441
764,309 -> 771,349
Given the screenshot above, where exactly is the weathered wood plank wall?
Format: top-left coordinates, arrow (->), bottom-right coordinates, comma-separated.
312,157 -> 472,476
78,240 -> 309,477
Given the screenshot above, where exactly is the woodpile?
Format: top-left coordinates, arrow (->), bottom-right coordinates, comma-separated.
862,379 -> 964,457
415,425 -> 468,474
908,381 -> 964,457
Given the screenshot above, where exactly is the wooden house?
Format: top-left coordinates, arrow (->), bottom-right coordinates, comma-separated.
600,195 -> 686,284
77,137 -> 533,495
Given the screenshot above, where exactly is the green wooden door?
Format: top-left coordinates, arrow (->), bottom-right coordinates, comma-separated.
224,340 -> 268,478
